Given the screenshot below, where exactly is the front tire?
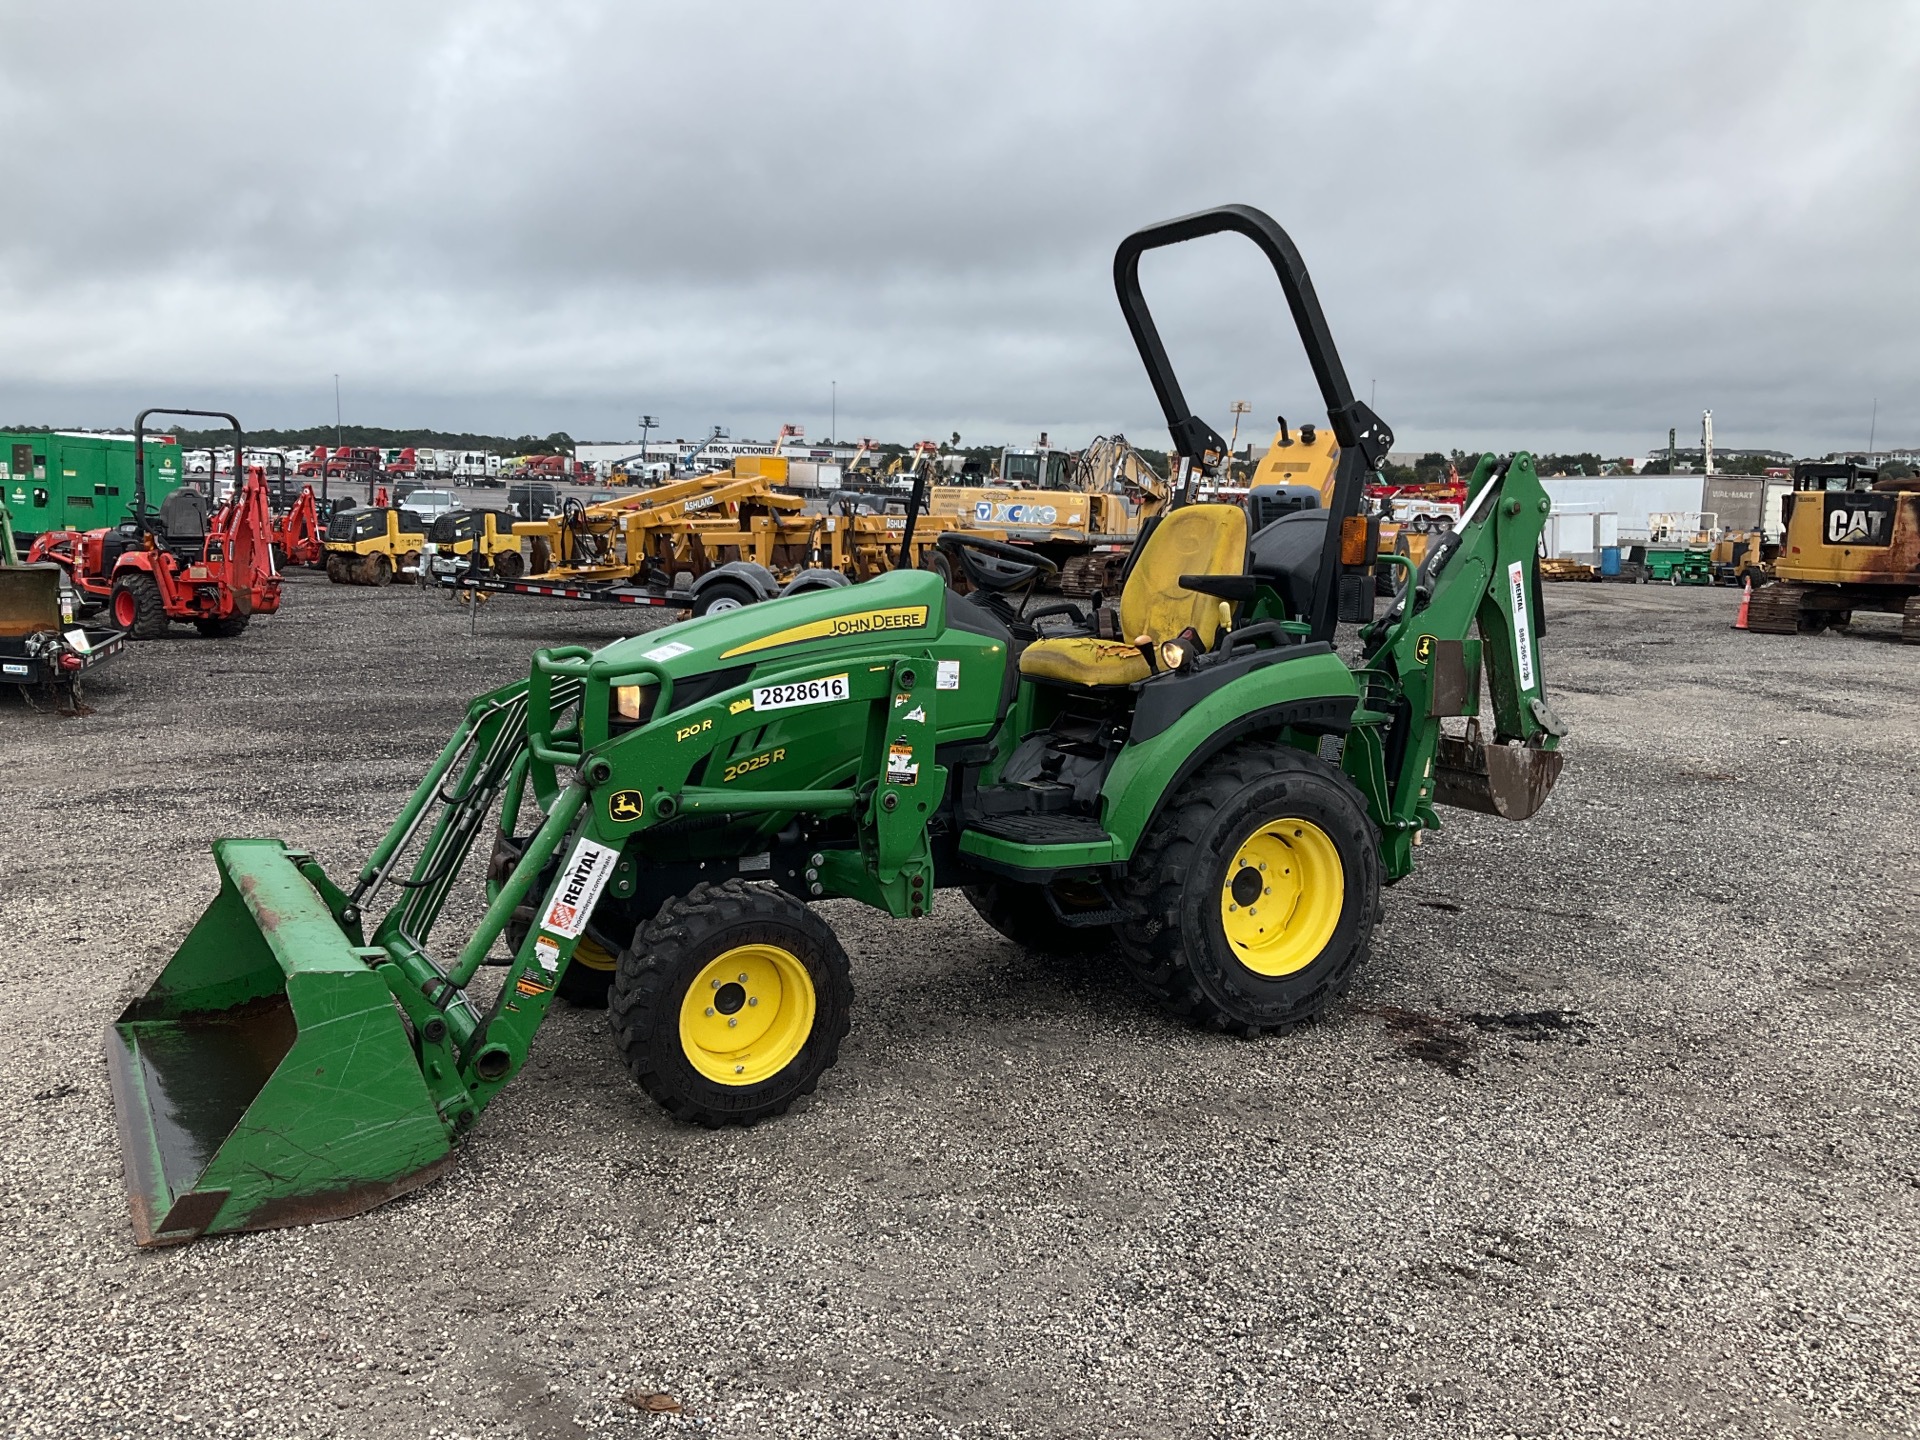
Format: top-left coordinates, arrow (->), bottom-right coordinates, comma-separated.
109,572 -> 168,639
609,880 -> 853,1126
1119,741 -> 1379,1035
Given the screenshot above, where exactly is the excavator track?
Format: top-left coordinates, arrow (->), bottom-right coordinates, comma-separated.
1745,581 -> 1812,635
1903,595 -> 1920,646
1058,551 -> 1127,598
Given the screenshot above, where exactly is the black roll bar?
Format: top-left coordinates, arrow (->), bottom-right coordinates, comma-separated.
134,408 -> 243,535
1111,203 -> 1394,642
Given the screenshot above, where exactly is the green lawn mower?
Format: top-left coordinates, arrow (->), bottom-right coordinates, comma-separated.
107,204 -> 1566,1246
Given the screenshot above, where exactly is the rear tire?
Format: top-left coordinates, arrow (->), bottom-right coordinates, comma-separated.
964,879 -> 1116,954
360,552 -> 392,586
1118,741 -> 1379,1036
193,614 -> 249,638
609,880 -> 852,1126
109,572 -> 168,639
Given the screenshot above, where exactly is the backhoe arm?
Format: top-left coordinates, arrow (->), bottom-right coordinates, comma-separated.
1344,453 -> 1566,879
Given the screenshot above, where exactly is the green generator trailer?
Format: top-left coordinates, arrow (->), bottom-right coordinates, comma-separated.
105,204 -> 1567,1246
1,430 -> 186,542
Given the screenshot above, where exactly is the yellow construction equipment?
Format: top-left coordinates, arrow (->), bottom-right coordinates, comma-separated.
325,505 -> 429,586
1747,460 -> 1920,639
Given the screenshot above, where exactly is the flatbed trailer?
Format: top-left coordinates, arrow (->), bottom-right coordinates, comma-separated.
436,572 -> 687,609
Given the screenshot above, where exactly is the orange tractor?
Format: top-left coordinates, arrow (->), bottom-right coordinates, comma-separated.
27,408 -> 281,639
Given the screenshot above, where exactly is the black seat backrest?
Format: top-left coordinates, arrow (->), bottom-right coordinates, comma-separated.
1246,510 -> 1332,622
158,488 -> 208,542
1245,483 -> 1321,532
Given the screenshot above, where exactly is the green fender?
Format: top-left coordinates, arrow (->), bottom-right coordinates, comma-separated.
1099,647 -> 1361,858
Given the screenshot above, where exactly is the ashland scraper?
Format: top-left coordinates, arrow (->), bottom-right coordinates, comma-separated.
107,204 -> 1567,1246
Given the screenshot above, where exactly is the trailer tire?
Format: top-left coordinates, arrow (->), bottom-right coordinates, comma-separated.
193,615 -> 250,639
963,880 -> 1116,954
692,579 -> 756,616
609,880 -> 852,1127
1118,740 -> 1379,1037
109,573 -> 168,639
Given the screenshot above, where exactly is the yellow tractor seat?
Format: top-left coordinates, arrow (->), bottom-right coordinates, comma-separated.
1019,503 -> 1249,688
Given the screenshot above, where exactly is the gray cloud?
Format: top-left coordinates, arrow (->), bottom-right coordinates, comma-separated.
2,0 -> 1916,455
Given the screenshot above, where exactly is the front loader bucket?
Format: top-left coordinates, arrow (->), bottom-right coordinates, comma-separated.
1434,734 -> 1563,821
106,840 -> 454,1246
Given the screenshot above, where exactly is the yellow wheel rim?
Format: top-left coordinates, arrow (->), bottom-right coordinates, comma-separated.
573,935 -> 617,972
1217,818 -> 1344,977
677,943 -> 816,1086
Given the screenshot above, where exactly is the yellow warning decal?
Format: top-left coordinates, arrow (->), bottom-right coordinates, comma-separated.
720,605 -> 929,660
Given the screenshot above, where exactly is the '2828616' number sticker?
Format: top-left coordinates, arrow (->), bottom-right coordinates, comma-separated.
752,673 -> 850,711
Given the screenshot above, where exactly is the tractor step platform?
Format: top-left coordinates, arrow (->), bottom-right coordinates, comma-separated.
958,814 -> 1119,880
964,813 -> 1111,845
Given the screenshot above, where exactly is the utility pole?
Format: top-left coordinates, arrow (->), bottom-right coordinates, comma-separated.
831,381 -> 836,444
1702,409 -> 1714,476
1867,396 -> 1878,459
1668,427 -> 1676,472
334,374 -> 342,449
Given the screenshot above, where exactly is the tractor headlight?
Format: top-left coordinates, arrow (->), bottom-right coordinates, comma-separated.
611,681 -> 658,730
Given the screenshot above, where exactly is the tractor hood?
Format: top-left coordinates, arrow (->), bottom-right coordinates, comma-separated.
595,570 -> 948,682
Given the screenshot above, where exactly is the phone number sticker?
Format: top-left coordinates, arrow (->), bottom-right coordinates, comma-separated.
752,673 -> 850,711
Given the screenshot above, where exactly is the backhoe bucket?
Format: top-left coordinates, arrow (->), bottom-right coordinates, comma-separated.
1434,734 -> 1563,821
105,840 -> 454,1246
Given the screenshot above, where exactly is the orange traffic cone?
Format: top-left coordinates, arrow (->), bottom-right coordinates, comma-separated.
1732,576 -> 1752,630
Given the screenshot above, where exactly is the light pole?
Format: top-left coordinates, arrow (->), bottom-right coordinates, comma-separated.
333,374 -> 342,450
1227,400 -> 1252,457
831,381 -> 836,445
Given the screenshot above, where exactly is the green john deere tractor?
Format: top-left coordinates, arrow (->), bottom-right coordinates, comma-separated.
106,205 -> 1566,1246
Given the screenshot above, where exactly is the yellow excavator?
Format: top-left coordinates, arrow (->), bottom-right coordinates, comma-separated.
1747,459 -> 1918,640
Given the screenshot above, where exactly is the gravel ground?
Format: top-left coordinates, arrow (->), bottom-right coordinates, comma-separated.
2,571 -> 1915,1440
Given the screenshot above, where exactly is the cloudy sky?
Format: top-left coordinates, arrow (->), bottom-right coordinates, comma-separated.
2,1 -> 1915,456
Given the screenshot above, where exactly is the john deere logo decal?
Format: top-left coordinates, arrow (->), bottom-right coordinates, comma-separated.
608,789 -> 644,822
1415,634 -> 1435,663
720,605 -> 929,659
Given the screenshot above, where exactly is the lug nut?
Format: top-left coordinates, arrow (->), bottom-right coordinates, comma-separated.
728,1017 -> 737,1028
711,979 -> 721,989
738,973 -> 747,982
809,882 -> 823,896
748,996 -> 759,1007
735,1064 -> 745,1075
705,1007 -> 714,1017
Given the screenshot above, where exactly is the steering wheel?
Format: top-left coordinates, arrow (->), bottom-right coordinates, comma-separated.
935,532 -> 1058,593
